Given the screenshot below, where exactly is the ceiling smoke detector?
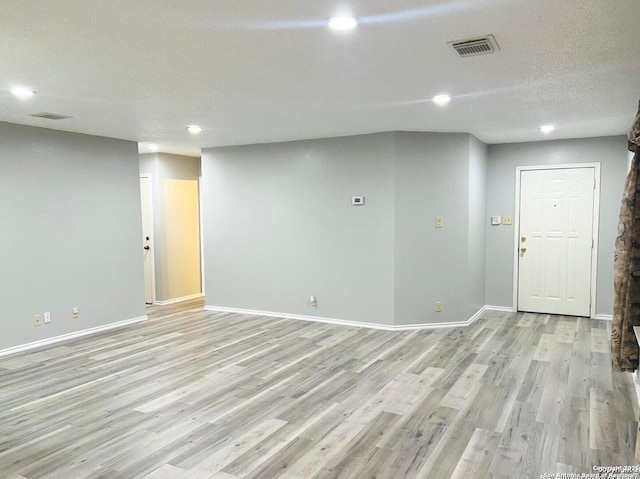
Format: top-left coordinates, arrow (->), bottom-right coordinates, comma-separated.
30,112 -> 72,120
448,35 -> 499,58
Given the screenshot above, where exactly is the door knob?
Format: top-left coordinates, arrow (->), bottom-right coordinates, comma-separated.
520,247 -> 527,256
144,246 -> 150,250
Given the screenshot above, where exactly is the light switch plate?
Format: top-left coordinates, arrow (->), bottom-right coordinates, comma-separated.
44,312 -> 51,324
435,216 -> 443,228
502,215 -> 513,225
352,196 -> 365,206
491,216 -> 502,225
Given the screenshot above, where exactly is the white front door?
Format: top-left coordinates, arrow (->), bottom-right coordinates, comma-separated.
517,167 -> 595,316
140,176 -> 155,304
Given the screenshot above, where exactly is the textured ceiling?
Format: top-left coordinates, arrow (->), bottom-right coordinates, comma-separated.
0,0 -> 638,157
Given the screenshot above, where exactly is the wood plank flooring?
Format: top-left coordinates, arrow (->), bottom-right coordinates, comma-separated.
0,301 -> 638,478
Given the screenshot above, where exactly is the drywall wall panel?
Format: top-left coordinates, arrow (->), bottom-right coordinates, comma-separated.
468,135 -> 488,314
394,132 -> 477,325
202,133 -> 395,325
162,179 -> 201,299
0,122 -> 145,350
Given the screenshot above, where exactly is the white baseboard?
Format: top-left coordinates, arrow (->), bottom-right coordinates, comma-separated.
0,315 -> 148,358
154,293 -> 203,306
204,305 -> 492,332
484,305 -> 515,312
593,314 -> 613,321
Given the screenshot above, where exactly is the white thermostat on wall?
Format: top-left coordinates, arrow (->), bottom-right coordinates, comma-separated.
352,196 -> 365,206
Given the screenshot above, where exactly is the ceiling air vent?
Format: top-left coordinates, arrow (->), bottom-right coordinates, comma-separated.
30,112 -> 72,120
448,35 -> 499,57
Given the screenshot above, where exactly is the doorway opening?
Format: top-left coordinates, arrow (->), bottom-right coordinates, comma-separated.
138,151 -> 203,306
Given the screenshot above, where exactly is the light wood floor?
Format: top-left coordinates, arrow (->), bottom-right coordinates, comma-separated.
0,300 -> 638,478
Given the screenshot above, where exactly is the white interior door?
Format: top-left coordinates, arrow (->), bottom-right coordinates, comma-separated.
517,167 -> 595,316
140,176 -> 155,304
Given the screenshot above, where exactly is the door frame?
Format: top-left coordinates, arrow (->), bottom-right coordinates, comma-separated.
140,174 -> 157,304
198,175 -> 205,296
511,163 -> 601,318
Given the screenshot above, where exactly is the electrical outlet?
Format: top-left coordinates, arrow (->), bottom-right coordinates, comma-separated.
33,314 -> 42,327
72,307 -> 79,319
435,301 -> 443,312
502,215 -> 513,225
44,312 -> 51,324
435,216 -> 443,228
310,295 -> 318,308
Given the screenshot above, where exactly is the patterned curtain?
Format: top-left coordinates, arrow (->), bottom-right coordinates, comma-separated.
612,101 -> 640,372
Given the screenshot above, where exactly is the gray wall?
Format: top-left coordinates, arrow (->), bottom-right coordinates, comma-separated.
157,152 -> 201,179
203,131 -> 623,324
394,132 -> 478,325
467,136 -> 488,316
202,133 -> 396,325
0,122 -> 622,352
202,131 -> 487,326
139,154 -> 158,179
485,135 -> 628,315
0,122 -> 145,350
139,153 -> 201,302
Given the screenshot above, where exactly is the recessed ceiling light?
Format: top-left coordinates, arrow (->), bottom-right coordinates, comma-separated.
11,86 -> 36,99
433,94 -> 452,106
148,144 -> 159,152
539,124 -> 555,134
328,16 -> 358,30
186,125 -> 202,135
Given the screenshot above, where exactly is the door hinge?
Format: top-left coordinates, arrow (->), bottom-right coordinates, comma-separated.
593,178 -> 596,189
592,239 -> 594,248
